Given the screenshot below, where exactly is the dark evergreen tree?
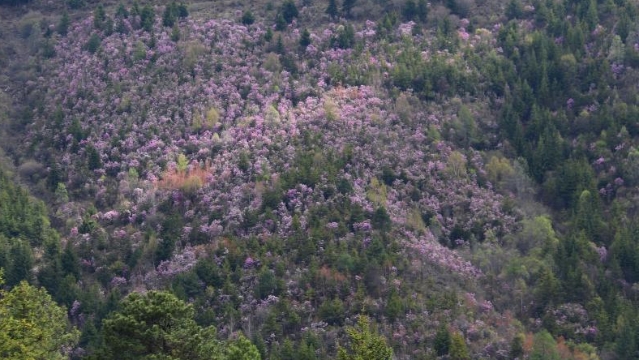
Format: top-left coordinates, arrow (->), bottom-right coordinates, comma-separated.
93,4 -> 106,30
85,33 -> 101,54
326,0 -> 339,19
281,0 -> 299,23
163,3 -> 177,27
140,5 -> 155,32
115,2 -> 129,18
416,0 -> 428,22
275,13 -> 287,31
506,0 -> 523,19
177,3 -> 189,18
6,241 -> 34,287
299,28 -> 311,48
402,0 -> 417,21
61,243 -> 81,279
87,145 -> 102,170
342,0 -> 356,18
241,10 -> 255,25
434,324 -> 451,356
58,11 -> 70,36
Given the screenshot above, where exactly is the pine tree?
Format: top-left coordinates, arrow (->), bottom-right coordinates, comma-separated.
402,0 -> 417,21
326,0 -> 339,19
275,13 -> 287,31
506,0 -> 523,19
99,291 -> 225,359
585,0 -> 598,31
337,315 -> 393,360
241,10 -> 255,25
434,324 -> 451,356
0,275 -> 80,359
87,145 -> 102,170
385,288 -> 404,322
6,240 -> 33,286
510,333 -> 525,359
281,0 -> 299,23
416,0 -> 428,22
342,0 -> 356,18
115,2 -> 129,18
140,4 -> 155,32
58,11 -> 70,36
449,332 -> 470,360
300,28 -> 311,48
93,4 -> 106,30
163,3 -> 177,27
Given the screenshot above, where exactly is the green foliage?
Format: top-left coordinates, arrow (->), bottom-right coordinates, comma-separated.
530,330 -> 560,360
264,28 -> 273,42
371,207 -> 391,232
509,333 -> 525,359
326,0 -> 339,19
449,332 -> 470,360
434,324 -> 451,356
384,289 -> 403,322
241,11 -> 255,25
171,24 -> 181,42
85,33 -> 101,54
67,0 -> 85,9
58,11 -> 70,36
336,315 -> 392,360
177,3 -> 189,18
318,297 -> 345,325
341,0 -> 356,18
446,0 -> 470,17
99,291 -> 223,360
299,28 -> 311,48
506,0 -> 523,19
87,144 -> 102,170
280,0 -> 299,24
533,267 -> 560,315
402,0 -> 417,21
93,5 -> 106,30
163,4 -> 178,27
255,268 -> 282,299
163,2 -> 188,27
416,0 -> 428,22
517,215 -> 558,256
616,314 -> 638,359
0,277 -> 80,359
116,3 -> 129,19
226,334 -> 261,360
140,5 -> 155,32
4,240 -> 33,287
275,13 -> 287,31
332,24 -> 355,49
0,169 -> 57,247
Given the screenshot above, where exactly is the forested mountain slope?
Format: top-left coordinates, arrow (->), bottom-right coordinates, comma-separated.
2,0 -> 639,358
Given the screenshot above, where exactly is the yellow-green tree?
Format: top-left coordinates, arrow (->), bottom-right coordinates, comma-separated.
449,332 -> 470,360
0,273 -> 79,359
337,315 -> 393,360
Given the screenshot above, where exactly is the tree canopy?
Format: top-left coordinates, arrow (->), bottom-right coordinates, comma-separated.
97,290 -> 260,360
0,274 -> 79,359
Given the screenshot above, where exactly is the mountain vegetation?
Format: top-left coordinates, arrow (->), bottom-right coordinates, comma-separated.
1,0 -> 639,358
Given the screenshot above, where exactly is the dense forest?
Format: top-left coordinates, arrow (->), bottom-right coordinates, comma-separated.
2,0 -> 639,358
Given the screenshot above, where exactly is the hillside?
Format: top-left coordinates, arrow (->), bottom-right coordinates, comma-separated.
2,0 -> 639,358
